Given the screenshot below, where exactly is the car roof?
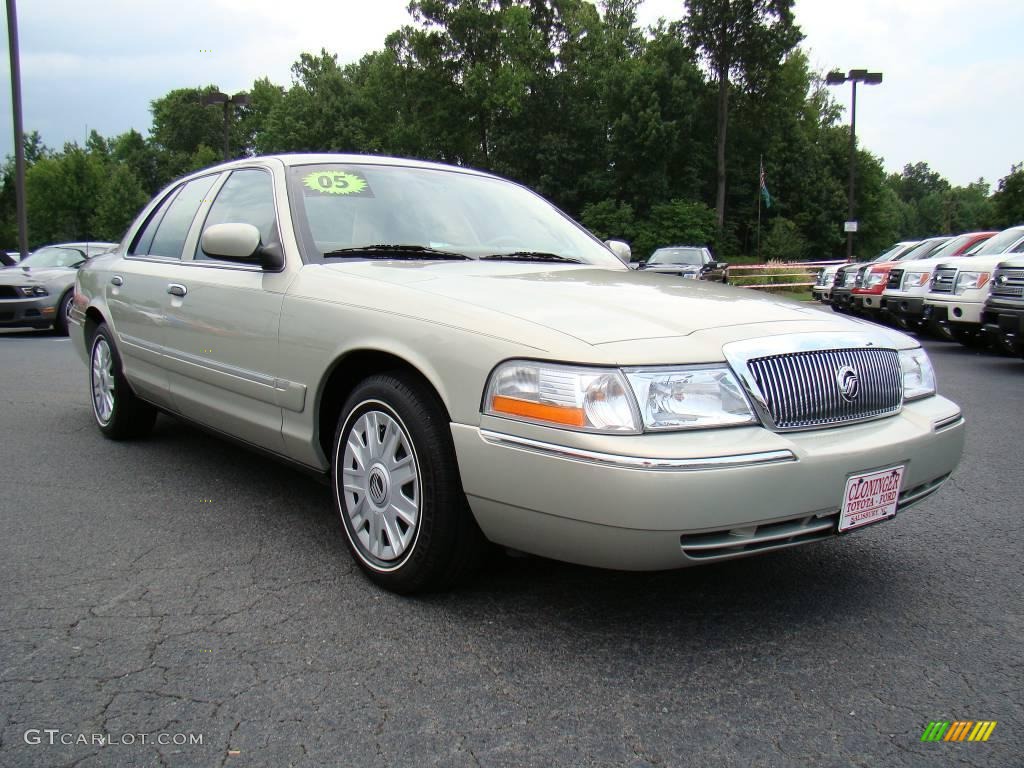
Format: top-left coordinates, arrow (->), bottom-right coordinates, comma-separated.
194,153 -> 499,180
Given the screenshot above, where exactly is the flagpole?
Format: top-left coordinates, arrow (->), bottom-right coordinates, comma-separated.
756,155 -> 762,261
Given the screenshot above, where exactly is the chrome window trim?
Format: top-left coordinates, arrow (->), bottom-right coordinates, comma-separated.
479,429 -> 797,472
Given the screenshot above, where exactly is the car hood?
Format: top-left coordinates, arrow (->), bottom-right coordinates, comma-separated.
0,267 -> 72,284
641,264 -> 703,273
935,253 -> 1015,271
319,261 -> 864,345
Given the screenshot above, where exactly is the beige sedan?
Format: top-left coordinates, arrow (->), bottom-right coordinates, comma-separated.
70,154 -> 964,593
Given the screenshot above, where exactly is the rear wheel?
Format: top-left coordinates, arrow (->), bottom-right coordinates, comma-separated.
331,373 -> 486,593
89,323 -> 157,439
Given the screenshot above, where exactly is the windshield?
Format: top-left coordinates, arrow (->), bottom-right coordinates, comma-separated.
872,242 -> 916,262
925,233 -> 988,261
287,164 -> 623,268
19,246 -> 87,269
648,247 -> 706,266
972,227 -> 1024,256
896,238 -> 950,262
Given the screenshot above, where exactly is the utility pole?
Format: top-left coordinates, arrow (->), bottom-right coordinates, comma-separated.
826,69 -> 883,261
200,91 -> 250,162
6,0 -> 28,257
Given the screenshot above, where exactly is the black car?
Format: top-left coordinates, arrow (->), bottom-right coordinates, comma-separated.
638,246 -> 728,282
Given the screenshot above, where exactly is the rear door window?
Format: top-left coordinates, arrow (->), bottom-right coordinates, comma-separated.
131,175 -> 217,260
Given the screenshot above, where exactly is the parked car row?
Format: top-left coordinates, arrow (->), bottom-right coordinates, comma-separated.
0,242 -> 118,334
814,225 -> 1024,358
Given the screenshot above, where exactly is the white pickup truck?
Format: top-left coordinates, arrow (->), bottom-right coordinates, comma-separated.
922,225 -> 1024,346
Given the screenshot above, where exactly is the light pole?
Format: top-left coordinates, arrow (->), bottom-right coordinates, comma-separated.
200,91 -> 250,162
6,0 -> 28,258
826,69 -> 882,260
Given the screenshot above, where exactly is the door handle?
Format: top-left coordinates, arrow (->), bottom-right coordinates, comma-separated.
111,275 -> 123,286
167,283 -> 187,297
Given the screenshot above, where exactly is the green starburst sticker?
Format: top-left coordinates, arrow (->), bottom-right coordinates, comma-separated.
302,170 -> 369,196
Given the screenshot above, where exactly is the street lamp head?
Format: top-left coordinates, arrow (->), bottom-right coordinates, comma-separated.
230,92 -> 250,107
862,72 -> 883,85
825,70 -> 847,85
200,91 -> 228,107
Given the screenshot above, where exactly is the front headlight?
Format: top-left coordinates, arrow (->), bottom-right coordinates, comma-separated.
484,361 -> 640,433
17,285 -> 48,297
624,366 -> 756,430
904,271 -> 930,288
899,348 -> 936,401
866,271 -> 887,288
954,271 -> 990,294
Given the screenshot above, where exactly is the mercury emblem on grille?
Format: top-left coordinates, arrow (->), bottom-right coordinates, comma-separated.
997,274 -> 1008,285
836,365 -> 860,402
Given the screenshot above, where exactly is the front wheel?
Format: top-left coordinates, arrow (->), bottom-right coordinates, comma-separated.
54,291 -> 73,336
331,373 -> 486,593
89,324 -> 157,439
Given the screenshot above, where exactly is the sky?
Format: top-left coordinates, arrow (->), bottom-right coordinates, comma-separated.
1,0 -> 1021,189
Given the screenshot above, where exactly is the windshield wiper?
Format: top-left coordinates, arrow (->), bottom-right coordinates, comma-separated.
480,251 -> 582,264
322,244 -> 470,260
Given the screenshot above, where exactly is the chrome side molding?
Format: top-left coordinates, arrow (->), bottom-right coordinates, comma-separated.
479,430 -> 797,472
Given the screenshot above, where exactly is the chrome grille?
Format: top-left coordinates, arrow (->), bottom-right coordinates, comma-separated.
991,269 -> 1024,298
931,267 -> 957,293
886,269 -> 904,290
747,348 -> 903,430
833,269 -> 854,288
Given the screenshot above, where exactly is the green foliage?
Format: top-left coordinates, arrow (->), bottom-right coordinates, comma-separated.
580,200 -> 636,242
90,165 -> 150,242
26,147 -> 105,244
632,199 -> 717,260
760,216 -> 805,262
992,163 -> 1024,227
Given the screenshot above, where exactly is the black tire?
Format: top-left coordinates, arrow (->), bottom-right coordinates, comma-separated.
54,291 -> 73,336
88,323 -> 157,439
331,372 -> 486,593
950,326 -> 987,350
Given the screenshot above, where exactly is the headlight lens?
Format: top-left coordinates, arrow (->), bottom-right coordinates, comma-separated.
624,367 -> 756,430
866,271 -> 887,288
954,271 -> 989,294
484,361 -> 640,433
17,285 -> 48,297
905,271 -> 930,287
899,348 -> 936,401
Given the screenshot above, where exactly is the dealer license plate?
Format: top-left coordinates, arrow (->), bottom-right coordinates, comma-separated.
838,465 -> 905,532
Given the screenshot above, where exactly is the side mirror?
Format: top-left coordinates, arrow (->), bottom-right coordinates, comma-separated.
200,223 -> 282,270
605,239 -> 632,266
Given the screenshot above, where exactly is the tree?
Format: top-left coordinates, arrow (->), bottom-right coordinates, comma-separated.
25,146 -> 105,245
992,163 -> 1024,227
632,198 -> 717,259
761,215 -> 805,261
90,165 -> 149,241
685,0 -> 801,233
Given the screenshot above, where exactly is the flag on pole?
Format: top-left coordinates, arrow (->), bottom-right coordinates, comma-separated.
759,158 -> 772,208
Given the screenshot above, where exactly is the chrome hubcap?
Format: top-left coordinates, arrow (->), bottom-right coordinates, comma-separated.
341,409 -> 420,562
91,338 -> 115,424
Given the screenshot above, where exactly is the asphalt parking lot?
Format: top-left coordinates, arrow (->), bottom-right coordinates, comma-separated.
0,329 -> 1021,768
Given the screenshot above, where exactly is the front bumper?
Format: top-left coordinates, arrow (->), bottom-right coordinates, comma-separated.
851,292 -> 884,312
0,296 -> 59,327
452,396 -> 964,570
982,301 -> 1024,344
830,288 -> 854,309
922,297 -> 984,326
881,294 -> 925,318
